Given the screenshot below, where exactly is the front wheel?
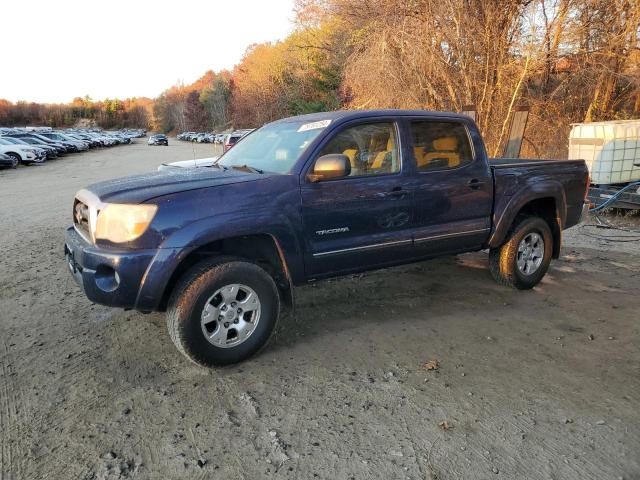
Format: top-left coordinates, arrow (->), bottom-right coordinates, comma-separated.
489,217 -> 553,290
7,153 -> 21,166
167,258 -> 280,367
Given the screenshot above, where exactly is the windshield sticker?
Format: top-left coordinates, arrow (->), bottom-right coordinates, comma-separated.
297,119 -> 332,132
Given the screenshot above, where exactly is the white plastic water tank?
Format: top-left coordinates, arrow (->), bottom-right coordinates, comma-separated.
568,119 -> 640,185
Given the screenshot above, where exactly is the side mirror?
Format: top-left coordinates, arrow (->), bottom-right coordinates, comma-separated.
307,154 -> 351,182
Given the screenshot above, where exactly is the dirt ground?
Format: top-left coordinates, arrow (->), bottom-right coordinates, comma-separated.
0,138 -> 639,480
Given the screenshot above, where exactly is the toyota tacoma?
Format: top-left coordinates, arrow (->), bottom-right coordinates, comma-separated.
65,110 -> 589,366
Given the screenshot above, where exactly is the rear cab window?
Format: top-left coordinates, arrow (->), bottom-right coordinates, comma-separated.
410,121 -> 473,171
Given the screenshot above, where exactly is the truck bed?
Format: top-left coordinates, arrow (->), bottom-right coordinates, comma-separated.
489,158 -> 586,169
488,157 -> 589,237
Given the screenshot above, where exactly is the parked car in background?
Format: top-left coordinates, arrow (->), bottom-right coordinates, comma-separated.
148,134 -> 169,146
9,133 -> 71,153
106,131 -> 132,144
85,131 -> 117,146
5,134 -> 65,155
119,128 -> 146,138
36,133 -> 80,152
0,138 -> 46,164
178,131 -> 227,143
39,132 -> 89,151
66,132 -> 100,148
177,132 -> 194,141
222,130 -> 254,152
0,126 -> 138,168
0,152 -> 19,169
0,136 -> 58,159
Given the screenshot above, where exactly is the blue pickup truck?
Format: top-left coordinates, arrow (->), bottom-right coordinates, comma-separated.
65,110 -> 589,366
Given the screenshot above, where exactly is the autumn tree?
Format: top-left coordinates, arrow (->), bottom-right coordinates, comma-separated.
184,90 -> 209,131
200,74 -> 232,130
299,0 -> 639,157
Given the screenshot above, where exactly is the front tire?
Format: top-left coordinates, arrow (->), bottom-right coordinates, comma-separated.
167,258 -> 280,367
489,217 -> 553,290
6,152 -> 21,166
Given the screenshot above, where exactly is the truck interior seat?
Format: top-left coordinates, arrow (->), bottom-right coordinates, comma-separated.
420,137 -> 460,169
342,148 -> 358,168
371,137 -> 394,169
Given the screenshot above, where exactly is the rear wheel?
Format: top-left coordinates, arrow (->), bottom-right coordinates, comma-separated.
489,217 -> 553,290
167,258 -> 280,367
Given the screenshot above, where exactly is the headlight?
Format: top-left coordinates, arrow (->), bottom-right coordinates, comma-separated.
94,204 -> 157,243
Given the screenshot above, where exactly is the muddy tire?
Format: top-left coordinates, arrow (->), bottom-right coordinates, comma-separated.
167,258 -> 280,367
489,217 -> 553,290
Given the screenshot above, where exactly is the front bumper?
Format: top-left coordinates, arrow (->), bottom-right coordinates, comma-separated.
64,226 -> 165,310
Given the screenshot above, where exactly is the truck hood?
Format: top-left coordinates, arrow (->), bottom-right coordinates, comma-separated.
158,157 -> 219,171
87,167 -> 269,203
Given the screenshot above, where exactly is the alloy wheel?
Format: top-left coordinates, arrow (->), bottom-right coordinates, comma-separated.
200,284 -> 261,348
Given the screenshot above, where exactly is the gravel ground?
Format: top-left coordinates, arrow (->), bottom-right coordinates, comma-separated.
0,138 -> 639,480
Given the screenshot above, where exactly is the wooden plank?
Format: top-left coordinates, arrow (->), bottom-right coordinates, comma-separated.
503,106 -> 529,158
570,138 -> 605,146
461,105 -> 476,122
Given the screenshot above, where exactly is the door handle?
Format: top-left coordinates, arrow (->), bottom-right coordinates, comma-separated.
376,187 -> 407,199
467,179 -> 484,190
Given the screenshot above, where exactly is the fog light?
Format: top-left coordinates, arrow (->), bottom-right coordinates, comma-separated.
95,265 -> 120,292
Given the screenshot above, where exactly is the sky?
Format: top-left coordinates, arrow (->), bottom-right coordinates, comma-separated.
1,0 -> 295,104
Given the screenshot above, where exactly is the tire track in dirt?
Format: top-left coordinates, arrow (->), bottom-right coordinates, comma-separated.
0,345 -> 135,480
110,318 -> 162,476
0,338 -> 25,480
0,353 -> 8,480
0,340 -> 105,437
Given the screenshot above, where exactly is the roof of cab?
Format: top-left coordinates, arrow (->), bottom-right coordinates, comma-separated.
271,109 -> 471,124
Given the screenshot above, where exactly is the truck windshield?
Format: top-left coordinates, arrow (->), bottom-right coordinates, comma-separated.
217,120 -> 330,174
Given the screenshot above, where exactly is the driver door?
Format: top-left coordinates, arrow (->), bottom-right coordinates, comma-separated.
300,121 -> 415,278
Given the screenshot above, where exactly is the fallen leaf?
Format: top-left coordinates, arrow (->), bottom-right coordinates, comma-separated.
438,420 -> 452,430
423,359 -> 439,371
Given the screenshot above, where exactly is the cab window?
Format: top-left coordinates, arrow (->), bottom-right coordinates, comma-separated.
317,122 -> 400,177
410,121 -> 473,171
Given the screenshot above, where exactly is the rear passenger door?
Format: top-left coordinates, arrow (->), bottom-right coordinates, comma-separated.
300,120 -> 415,278
408,120 -> 493,256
